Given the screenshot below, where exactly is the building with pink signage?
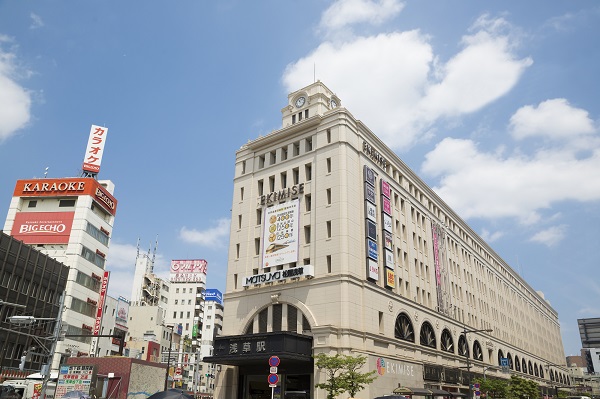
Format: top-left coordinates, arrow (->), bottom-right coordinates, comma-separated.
2,176 -> 118,369
204,81 -> 569,398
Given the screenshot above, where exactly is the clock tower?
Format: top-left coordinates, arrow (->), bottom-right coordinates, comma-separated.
281,80 -> 340,127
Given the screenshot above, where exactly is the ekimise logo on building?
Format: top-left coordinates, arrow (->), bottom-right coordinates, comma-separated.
376,357 -> 386,375
10,212 -> 74,244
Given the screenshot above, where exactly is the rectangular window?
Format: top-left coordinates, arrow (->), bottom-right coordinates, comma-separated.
292,114 -> 296,124
242,160 -> 246,174
269,176 -> 275,192
255,238 -> 260,255
59,199 -> 76,207
305,109 -> 309,119
258,180 -> 264,195
281,146 -> 288,161
326,157 -> 331,173
292,168 -> 299,185
270,150 -> 276,165
304,226 -> 311,244
81,245 -> 106,268
240,187 -> 244,200
293,141 -> 300,156
326,221 -> 331,238
305,163 -> 312,181
305,194 -> 312,212
28,200 -> 37,208
327,255 -> 332,273
236,244 -> 240,259
298,112 -> 303,121
281,172 -> 287,188
238,215 -> 242,229
306,137 -> 312,151
256,208 -> 262,225
327,129 -> 331,143
86,222 -> 110,246
259,155 -> 265,169
326,188 -> 331,205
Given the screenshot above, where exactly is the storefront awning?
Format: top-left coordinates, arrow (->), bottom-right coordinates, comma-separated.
394,387 -> 433,396
430,389 -> 451,396
448,392 -> 467,397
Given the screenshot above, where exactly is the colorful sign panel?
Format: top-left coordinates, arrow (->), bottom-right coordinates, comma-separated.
170,259 -> 208,283
244,265 -> 314,287
366,219 -> 377,241
82,125 -> 108,173
365,201 -> 377,222
116,296 -> 129,325
382,213 -> 393,233
385,269 -> 395,288
262,198 -> 299,268
381,179 -> 391,198
364,165 -> 376,185
13,178 -> 118,215
367,239 -> 378,260
56,365 -> 96,399
384,249 -> 394,268
367,258 -> 379,280
204,288 -> 223,305
382,196 -> 391,215
93,271 -> 110,335
383,230 -> 393,251
10,211 -> 74,244
365,183 -> 376,204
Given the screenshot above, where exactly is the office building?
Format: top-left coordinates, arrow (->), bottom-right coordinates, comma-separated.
206,81 -> 569,398
0,231 -> 69,375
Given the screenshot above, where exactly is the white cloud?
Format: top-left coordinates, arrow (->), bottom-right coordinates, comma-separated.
30,13 -> 44,29
283,14 -> 531,150
180,218 -> 230,247
0,36 -> 32,142
318,0 -> 404,37
529,225 -> 566,246
480,229 -> 504,243
509,98 -> 596,141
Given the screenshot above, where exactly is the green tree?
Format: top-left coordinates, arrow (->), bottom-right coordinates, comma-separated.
340,354 -> 377,398
473,377 -> 509,399
507,375 -> 539,399
315,353 -> 347,399
314,353 -> 378,399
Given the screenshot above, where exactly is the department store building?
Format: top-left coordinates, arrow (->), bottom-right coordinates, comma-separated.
205,81 -> 569,399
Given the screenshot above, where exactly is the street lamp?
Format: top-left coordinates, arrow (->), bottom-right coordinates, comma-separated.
163,325 -> 175,391
462,326 -> 493,399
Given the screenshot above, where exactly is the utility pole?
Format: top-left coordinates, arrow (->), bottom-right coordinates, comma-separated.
41,292 -> 65,399
462,325 -> 493,399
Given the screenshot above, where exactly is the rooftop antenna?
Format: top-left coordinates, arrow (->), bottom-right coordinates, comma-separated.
44,167 -> 49,178
151,235 -> 158,266
136,238 -> 140,258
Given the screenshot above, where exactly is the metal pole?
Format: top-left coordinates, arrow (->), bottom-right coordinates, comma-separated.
164,325 -> 174,391
42,292 -> 65,399
464,326 -> 471,399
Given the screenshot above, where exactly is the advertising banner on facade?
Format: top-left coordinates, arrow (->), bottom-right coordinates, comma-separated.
82,125 -> 108,173
170,259 -> 208,283
10,211 -> 74,244
14,178 -> 118,215
116,296 -> 129,325
262,198 -> 299,268
204,288 -> 223,305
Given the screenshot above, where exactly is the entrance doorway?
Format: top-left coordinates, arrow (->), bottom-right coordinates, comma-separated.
244,374 -> 311,399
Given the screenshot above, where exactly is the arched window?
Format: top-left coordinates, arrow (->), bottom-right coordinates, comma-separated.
515,356 -> 521,372
420,322 -> 436,348
473,341 -> 483,361
539,366 -> 544,379
522,358 -> 527,373
497,350 -> 504,366
395,313 -> 415,342
550,370 -> 554,381
458,335 -> 469,357
507,353 -> 513,370
244,304 -> 311,334
441,329 -> 454,353
534,364 -> 539,377
528,361 -> 533,375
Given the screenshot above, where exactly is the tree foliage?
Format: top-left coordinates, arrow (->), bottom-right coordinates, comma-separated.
473,377 -> 509,399
507,375 -> 539,399
314,353 -> 378,399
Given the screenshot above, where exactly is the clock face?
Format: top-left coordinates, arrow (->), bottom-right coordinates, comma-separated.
295,96 -> 306,108
330,99 -> 338,108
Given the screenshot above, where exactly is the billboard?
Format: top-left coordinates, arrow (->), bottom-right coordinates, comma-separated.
170,259 -> 208,283
82,125 -> 108,173
262,198 -> 299,268
14,178 -> 118,216
204,288 -> 223,305
10,212 -> 74,244
116,296 -> 129,325
93,271 -> 110,335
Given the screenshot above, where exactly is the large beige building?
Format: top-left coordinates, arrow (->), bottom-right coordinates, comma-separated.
206,81 -> 569,399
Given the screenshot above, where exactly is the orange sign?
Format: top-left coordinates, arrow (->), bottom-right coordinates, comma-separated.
14,178 -> 117,215
11,212 -> 74,244
385,269 -> 396,288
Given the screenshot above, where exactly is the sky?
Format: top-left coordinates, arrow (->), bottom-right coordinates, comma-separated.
0,0 -> 598,358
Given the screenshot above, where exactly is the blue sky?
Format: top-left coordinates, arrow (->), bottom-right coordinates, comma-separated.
1,1 -> 598,358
